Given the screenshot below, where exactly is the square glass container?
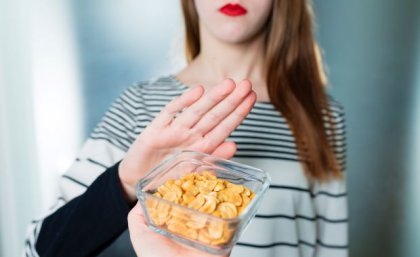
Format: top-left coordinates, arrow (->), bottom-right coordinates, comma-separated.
136,150 -> 271,255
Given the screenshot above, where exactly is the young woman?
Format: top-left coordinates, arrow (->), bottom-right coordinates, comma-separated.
26,0 -> 347,256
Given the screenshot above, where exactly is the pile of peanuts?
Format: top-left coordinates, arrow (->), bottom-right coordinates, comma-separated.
146,171 -> 255,246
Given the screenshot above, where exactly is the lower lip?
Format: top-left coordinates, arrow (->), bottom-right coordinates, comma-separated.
219,5 -> 247,17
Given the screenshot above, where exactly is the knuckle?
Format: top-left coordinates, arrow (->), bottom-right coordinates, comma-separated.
190,107 -> 203,117
208,93 -> 221,105
207,112 -> 220,122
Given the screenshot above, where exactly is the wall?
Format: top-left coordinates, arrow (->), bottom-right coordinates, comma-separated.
0,0 -> 83,256
315,0 -> 420,256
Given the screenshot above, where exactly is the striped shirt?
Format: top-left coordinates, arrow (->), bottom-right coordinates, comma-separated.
25,75 -> 347,257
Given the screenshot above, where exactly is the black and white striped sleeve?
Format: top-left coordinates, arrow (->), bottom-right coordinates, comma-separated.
24,85 -> 142,257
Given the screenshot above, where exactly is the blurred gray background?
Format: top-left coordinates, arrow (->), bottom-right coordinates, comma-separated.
1,0 -> 419,256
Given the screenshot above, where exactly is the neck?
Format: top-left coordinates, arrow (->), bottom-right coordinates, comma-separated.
196,31 -> 266,83
177,26 -> 270,102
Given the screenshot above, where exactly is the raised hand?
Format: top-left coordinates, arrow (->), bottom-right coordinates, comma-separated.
119,79 -> 256,200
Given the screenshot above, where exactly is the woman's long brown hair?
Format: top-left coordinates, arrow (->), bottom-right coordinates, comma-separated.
181,0 -> 341,180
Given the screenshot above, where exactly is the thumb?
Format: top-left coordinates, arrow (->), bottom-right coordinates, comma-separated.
128,202 -> 148,244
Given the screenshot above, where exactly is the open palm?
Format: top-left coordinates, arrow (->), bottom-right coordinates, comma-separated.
119,79 -> 256,199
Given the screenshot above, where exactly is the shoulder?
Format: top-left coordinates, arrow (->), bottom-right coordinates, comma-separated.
324,95 -> 346,144
326,94 -> 345,122
325,95 -> 347,170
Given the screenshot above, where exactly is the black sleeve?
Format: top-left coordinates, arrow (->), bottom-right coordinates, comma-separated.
35,162 -> 132,257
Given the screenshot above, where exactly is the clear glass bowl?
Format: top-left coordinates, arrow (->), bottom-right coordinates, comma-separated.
136,150 -> 271,255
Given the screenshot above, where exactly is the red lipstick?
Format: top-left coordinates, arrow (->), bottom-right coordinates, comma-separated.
219,3 -> 247,17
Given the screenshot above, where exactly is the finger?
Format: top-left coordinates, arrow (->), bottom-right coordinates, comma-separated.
193,79 -> 252,135
152,85 -> 204,128
128,202 -> 146,232
130,201 -> 144,216
171,79 -> 235,128
203,91 -> 256,150
128,203 -> 173,240
128,201 -> 149,249
128,202 -> 176,256
212,141 -> 237,159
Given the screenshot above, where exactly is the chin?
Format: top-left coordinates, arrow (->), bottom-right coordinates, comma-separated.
218,34 -> 249,44
211,26 -> 258,44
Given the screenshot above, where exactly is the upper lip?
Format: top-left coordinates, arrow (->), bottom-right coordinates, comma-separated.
219,3 -> 247,16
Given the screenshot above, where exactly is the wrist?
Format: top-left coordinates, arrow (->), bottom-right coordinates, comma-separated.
120,179 -> 138,204
118,161 -> 138,203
